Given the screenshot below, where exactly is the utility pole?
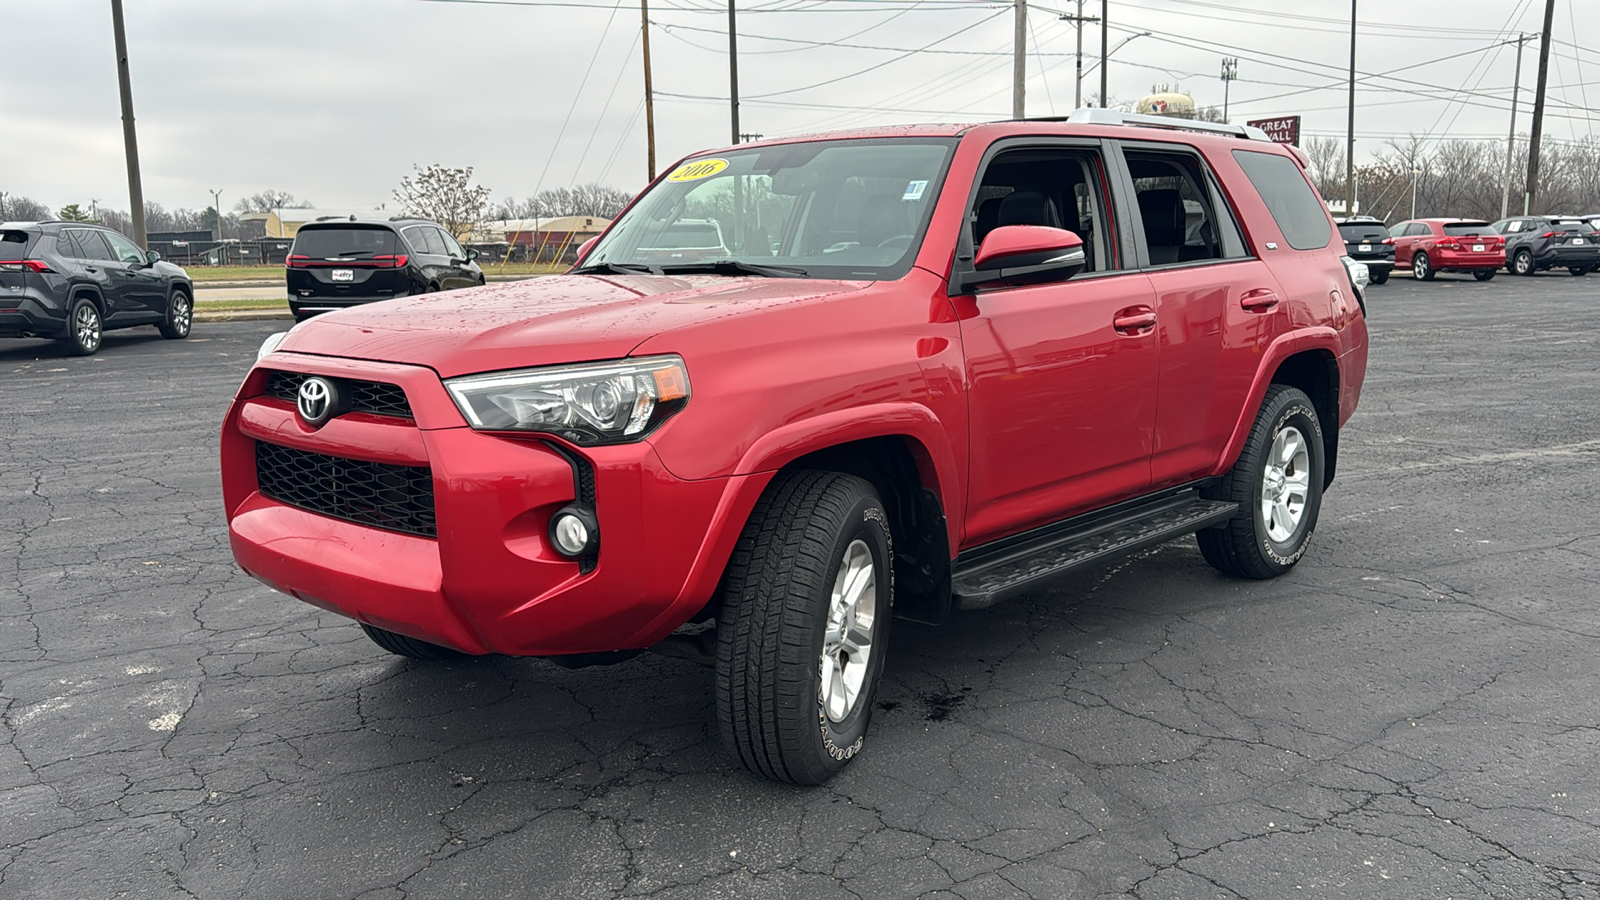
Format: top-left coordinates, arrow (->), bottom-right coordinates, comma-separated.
110,0 -> 146,250
1344,0 -> 1357,220
1220,57 -> 1238,122
641,0 -> 656,180
209,189 -> 223,241
1013,0 -> 1027,118
1525,0 -> 1556,214
1099,0 -> 1108,106
1060,0 -> 1100,109
1501,34 -> 1530,219
728,0 -> 740,145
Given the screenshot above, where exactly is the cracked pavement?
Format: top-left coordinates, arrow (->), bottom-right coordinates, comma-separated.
2,274 -> 1598,899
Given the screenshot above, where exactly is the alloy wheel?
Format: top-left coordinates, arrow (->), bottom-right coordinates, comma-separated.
819,538 -> 878,723
1260,425 -> 1312,543
75,303 -> 101,352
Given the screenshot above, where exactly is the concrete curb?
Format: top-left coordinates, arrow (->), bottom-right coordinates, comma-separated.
195,309 -> 292,323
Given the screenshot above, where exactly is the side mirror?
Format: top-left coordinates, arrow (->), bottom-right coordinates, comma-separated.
960,225 -> 1085,291
466,248 -> 480,262
145,249 -> 162,265
575,235 -> 600,263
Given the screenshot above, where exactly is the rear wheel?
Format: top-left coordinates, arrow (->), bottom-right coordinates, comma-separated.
1369,269 -> 1389,285
1473,270 -> 1496,282
1570,266 -> 1589,276
716,470 -> 893,785
360,623 -> 468,660
58,297 -> 102,356
1413,252 -> 1435,280
1513,249 -> 1534,276
157,289 -> 192,339
1198,385 -> 1325,580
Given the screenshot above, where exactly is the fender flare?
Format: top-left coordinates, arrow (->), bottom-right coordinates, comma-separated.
67,284 -> 107,312
635,402 -> 965,645
1215,326 -> 1340,473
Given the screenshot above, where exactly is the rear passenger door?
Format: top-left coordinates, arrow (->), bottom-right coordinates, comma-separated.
952,139 -> 1161,546
1114,141 -> 1286,488
58,228 -> 115,302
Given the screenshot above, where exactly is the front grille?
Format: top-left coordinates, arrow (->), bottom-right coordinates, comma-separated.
265,371 -> 413,419
255,442 -> 436,537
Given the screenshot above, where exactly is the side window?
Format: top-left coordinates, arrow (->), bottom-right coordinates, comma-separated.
75,230 -> 118,262
401,226 -> 427,254
439,229 -> 466,258
421,227 -> 448,256
57,230 -> 85,258
1388,222 -> 1407,238
1407,223 -> 1431,237
968,145 -> 1119,273
1125,149 -> 1238,265
1230,149 -> 1333,251
103,231 -> 146,264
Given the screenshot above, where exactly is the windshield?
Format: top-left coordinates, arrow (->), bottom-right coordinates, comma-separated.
583,138 -> 957,279
290,225 -> 398,259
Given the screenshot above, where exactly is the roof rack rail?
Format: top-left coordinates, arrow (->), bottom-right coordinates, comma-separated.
1061,108 -> 1272,142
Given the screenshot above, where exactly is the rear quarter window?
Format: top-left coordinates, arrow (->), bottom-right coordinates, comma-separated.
0,230 -> 33,261
1231,149 -> 1332,251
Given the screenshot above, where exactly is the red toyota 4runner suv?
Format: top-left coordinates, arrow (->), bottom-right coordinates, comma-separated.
224,110 -> 1369,785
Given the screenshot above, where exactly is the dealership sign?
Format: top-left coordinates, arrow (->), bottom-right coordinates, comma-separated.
1246,115 -> 1301,145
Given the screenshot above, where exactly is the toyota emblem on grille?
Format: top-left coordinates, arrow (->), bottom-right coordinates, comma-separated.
296,376 -> 339,427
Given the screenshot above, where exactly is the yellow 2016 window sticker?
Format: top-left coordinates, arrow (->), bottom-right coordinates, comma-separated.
666,158 -> 729,182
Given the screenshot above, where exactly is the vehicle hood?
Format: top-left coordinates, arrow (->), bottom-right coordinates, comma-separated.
275,274 -> 872,378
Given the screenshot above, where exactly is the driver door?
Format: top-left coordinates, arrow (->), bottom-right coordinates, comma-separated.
953,141 -> 1160,548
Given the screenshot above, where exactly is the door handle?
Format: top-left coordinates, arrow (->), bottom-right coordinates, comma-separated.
84,266 -> 98,273
1240,288 -> 1280,311
1113,306 -> 1156,334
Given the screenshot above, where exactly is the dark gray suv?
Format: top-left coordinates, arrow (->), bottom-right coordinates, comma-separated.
0,221 -> 194,355
285,217 -> 484,321
1490,215 -> 1599,276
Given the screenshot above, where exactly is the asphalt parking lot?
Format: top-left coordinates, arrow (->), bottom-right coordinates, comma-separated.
2,270 -> 1598,900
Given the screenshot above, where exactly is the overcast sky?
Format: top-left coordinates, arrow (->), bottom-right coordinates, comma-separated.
2,0 -> 1595,214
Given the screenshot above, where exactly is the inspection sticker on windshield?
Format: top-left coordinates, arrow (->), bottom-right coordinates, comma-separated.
902,180 -> 929,201
667,158 -> 729,182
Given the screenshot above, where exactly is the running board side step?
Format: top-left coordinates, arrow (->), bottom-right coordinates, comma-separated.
951,488 -> 1239,610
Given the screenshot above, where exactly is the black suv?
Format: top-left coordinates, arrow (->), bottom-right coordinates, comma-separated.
0,221 -> 194,355
286,217 -> 485,321
1490,215 -> 1599,276
1334,216 -> 1395,284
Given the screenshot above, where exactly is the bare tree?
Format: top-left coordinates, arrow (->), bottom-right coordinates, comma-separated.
393,165 -> 492,239
0,193 -> 53,221
499,183 -> 634,220
233,190 -> 312,213
1300,137 -> 1346,201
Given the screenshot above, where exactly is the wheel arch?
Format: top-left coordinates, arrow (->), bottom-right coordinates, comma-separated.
68,285 -> 106,313
1218,330 -> 1342,489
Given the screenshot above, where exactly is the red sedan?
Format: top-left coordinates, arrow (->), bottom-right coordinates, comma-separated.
1388,218 -> 1505,281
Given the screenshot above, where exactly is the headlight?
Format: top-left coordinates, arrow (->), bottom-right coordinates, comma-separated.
444,355 -> 690,444
256,331 -> 289,360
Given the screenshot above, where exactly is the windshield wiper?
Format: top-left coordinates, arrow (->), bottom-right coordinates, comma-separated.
569,261 -> 663,275
656,259 -> 809,278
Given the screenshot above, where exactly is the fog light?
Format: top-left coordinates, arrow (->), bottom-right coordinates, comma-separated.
550,506 -> 599,558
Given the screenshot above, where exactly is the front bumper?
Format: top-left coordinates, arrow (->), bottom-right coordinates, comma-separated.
223,353 -> 762,656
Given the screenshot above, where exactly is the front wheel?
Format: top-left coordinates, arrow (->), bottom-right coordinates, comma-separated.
1570,267 -> 1590,276
158,289 -> 192,339
1198,385 -> 1325,579
1413,252 -> 1434,280
360,623 -> 467,660
716,470 -> 893,785
1473,270 -> 1496,282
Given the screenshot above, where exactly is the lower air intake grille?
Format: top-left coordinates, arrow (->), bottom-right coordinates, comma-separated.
255,442 -> 436,537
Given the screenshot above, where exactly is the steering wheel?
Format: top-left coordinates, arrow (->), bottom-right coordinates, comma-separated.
876,234 -> 915,250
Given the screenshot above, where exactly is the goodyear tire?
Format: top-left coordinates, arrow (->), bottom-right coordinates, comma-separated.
716,470 -> 892,785
360,623 -> 467,660
1198,385 -> 1325,580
